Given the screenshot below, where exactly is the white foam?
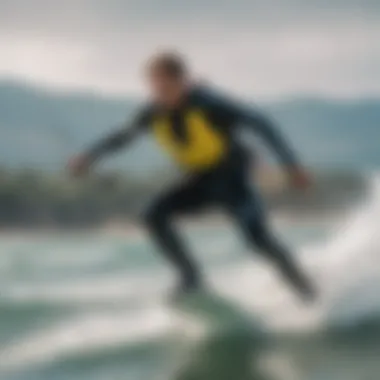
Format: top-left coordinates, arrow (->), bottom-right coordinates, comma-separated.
209,174 -> 380,331
3,271 -> 170,305
3,174 -> 380,370
1,306 -> 173,370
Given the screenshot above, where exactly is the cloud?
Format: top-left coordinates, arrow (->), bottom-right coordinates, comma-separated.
0,0 -> 379,98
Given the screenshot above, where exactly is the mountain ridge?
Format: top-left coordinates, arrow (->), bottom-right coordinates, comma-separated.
1,80 -> 379,172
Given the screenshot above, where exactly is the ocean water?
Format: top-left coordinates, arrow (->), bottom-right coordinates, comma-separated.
2,175 -> 380,380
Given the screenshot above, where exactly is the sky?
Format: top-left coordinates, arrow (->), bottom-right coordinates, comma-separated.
1,0 -> 379,99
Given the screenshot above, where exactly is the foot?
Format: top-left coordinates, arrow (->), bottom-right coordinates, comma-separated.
298,281 -> 318,304
275,257 -> 318,303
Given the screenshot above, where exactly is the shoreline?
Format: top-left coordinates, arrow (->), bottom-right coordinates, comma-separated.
0,211 -> 343,238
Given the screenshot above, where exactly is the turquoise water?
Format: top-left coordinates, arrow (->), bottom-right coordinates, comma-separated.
2,194 -> 380,380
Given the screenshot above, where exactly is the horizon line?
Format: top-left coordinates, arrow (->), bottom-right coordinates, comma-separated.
1,75 -> 380,105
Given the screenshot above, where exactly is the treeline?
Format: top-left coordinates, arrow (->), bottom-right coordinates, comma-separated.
0,168 -> 158,228
0,168 -> 367,229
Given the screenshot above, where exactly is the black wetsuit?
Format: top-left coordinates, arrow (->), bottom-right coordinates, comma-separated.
87,86 -> 314,299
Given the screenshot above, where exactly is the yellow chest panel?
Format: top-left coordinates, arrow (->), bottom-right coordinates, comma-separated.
153,110 -> 227,170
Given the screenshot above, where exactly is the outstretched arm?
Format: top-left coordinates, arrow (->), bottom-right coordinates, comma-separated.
199,87 -> 299,168
68,108 -> 149,177
85,123 -> 142,163
237,107 -> 312,189
203,88 -> 299,167
239,109 -> 311,189
238,109 -> 299,169
200,87 -> 311,188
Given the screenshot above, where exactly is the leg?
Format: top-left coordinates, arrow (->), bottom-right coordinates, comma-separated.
225,182 -> 316,301
143,178 -> 209,293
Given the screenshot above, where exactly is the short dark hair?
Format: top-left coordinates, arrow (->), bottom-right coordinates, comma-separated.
147,51 -> 188,79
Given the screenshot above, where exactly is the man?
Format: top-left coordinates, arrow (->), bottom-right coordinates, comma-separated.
69,51 -> 316,301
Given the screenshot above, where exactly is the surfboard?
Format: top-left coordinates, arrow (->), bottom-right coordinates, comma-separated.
169,289 -> 266,335
167,290 -> 271,380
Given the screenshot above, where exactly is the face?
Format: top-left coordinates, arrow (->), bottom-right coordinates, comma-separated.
147,69 -> 186,107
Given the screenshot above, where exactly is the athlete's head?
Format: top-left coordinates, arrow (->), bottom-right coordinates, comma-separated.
146,51 -> 190,107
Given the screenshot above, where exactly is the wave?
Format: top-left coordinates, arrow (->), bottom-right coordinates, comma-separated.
0,305 -> 174,372
2,171 -> 380,377
210,172 -> 380,331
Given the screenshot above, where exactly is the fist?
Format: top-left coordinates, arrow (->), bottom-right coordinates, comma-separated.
67,154 -> 92,178
289,167 -> 312,190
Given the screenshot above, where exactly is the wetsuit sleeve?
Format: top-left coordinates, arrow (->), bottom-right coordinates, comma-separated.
237,107 -> 299,168
86,107 -> 151,162
201,88 -> 300,168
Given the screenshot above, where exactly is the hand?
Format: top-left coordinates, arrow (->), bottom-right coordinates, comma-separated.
288,167 -> 313,191
67,154 -> 93,178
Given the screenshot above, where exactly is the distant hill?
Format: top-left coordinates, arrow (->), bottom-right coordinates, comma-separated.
1,80 -> 379,174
